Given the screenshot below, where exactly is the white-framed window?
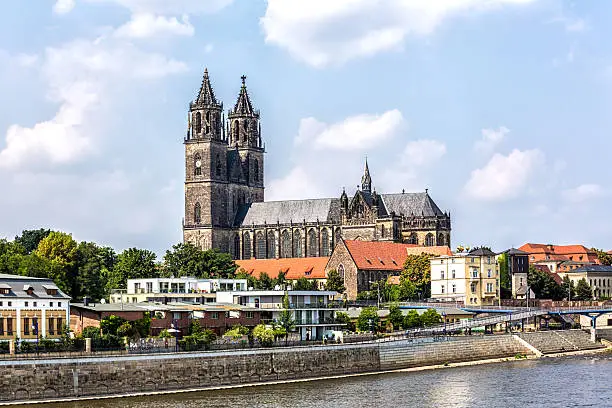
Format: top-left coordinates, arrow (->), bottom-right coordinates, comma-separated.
451,270 -> 456,279
486,283 -> 494,293
441,285 -> 445,294
472,270 -> 478,278
487,269 -> 492,278
452,284 -> 456,293
441,271 -> 445,279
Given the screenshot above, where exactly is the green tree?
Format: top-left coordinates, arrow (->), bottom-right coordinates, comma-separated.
275,271 -> 288,290
574,278 -> 592,300
325,269 -> 345,294
398,277 -> 417,301
202,249 -> 238,278
276,292 -> 295,344
256,272 -> 275,290
75,241 -> 108,301
100,315 -> 126,336
163,244 -> 237,279
420,309 -> 442,326
107,248 -> 157,292
403,310 -> 421,328
34,231 -> 78,296
236,269 -> 258,289
388,304 -> 404,330
497,253 -> 512,299
252,324 -> 275,346
293,277 -> 316,291
527,266 -> 564,300
357,307 -> 379,332
14,229 -> 52,254
401,253 -> 433,299
593,249 -> 612,266
562,276 -> 576,301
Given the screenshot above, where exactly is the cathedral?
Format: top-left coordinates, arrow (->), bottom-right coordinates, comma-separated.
183,69 -> 452,260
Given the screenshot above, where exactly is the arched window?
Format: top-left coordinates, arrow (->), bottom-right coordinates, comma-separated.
243,120 -> 248,142
335,229 -> 342,246
425,233 -> 435,247
216,154 -> 222,177
233,235 -> 240,260
293,230 -> 302,257
438,233 -> 445,246
194,153 -> 202,176
194,203 -> 201,224
205,111 -> 211,134
338,264 -> 345,279
256,232 -> 266,259
281,230 -> 291,258
307,229 -> 317,257
267,231 -> 276,259
254,159 -> 259,182
407,233 -> 418,245
233,121 -> 239,141
321,228 -> 330,256
195,112 -> 202,134
243,233 -> 252,259
381,225 -> 386,238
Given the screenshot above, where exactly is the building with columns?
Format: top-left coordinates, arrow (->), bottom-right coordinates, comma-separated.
183,69 -> 452,259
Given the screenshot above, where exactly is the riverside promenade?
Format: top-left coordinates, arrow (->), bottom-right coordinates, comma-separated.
0,329 -> 608,404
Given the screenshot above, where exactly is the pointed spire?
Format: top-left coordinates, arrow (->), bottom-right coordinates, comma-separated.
232,75 -> 255,115
195,67 -> 218,106
361,158 -> 372,193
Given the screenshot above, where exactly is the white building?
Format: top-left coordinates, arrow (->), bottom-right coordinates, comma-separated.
430,248 -> 500,306
216,290 -> 344,340
110,277 -> 248,304
0,274 -> 71,341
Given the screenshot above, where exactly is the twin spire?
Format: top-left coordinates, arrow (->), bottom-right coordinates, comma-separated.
194,68 -> 257,117
195,68 -> 219,106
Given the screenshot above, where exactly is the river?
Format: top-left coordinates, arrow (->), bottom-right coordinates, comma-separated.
36,354 -> 612,408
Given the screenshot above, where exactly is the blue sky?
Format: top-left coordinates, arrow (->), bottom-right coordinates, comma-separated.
0,0 -> 611,255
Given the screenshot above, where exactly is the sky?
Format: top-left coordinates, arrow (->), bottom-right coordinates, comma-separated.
1,0 -> 611,255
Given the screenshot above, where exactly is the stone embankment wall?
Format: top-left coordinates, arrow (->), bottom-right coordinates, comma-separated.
0,335 -> 530,403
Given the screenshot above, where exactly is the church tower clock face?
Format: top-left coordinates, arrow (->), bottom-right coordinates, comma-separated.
195,160 -> 202,168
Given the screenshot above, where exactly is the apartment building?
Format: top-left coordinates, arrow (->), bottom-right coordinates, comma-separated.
430,248 -> 500,306
216,290 -> 343,340
110,277 -> 248,304
0,274 -> 70,341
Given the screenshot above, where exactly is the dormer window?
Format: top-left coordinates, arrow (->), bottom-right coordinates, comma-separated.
0,283 -> 10,295
23,284 -> 34,295
43,284 -> 59,296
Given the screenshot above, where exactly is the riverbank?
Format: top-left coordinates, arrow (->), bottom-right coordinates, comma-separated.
0,331 -> 608,405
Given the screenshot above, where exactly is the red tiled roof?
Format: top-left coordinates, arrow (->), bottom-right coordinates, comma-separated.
235,258 -> 329,280
519,243 -> 600,263
344,241 -> 450,271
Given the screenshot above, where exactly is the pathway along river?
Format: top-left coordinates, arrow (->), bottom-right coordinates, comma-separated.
38,355 -> 612,408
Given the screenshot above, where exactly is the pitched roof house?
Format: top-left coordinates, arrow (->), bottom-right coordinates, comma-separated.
235,257 -> 330,289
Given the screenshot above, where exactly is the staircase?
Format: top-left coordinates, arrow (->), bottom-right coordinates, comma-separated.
517,330 -> 604,355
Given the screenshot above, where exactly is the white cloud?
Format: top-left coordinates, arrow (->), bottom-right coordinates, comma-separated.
562,184 -> 606,203
53,0 -> 76,15
474,126 -> 510,154
296,109 -> 404,151
400,139 -> 446,167
565,18 -> 586,32
114,13 -> 195,38
464,148 -> 543,201
0,38 -> 187,169
267,167 -> 326,201
85,0 -> 233,15
261,0 -> 539,67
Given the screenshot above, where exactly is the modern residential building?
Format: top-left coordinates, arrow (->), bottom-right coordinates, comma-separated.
500,248 -> 530,299
236,257 -> 329,289
109,277 -> 248,304
0,274 -> 70,341
326,239 -> 453,300
430,248 -> 500,306
216,290 -> 343,340
557,265 -> 612,299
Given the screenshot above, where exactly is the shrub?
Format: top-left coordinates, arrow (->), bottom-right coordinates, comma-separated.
252,324 -> 275,347
224,325 -> 250,340
357,307 -> 379,332
19,341 -> 34,353
81,326 -> 101,339
158,329 -> 173,339
39,337 -> 56,352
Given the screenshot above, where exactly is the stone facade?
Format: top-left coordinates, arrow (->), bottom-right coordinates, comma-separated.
0,335 -> 535,403
183,70 -> 451,259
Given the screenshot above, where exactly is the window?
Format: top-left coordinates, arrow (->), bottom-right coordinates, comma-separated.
0,301 -> 2,307
425,233 -> 435,246
293,230 -> 302,257
195,112 -> 202,134
8,301 -> 11,307
486,283 -> 494,293
471,283 -> 477,293
0,288 -> 9,295
216,154 -> 222,177
438,233 -> 445,246
256,231 -> 266,259
6,318 -> 12,336
23,318 -> 30,335
451,270 -> 456,279
243,233 -> 252,259
194,153 -> 202,176
211,312 -> 219,319
56,317 -> 63,332
0,318 -> 3,336
194,202 -> 201,224
307,229 -> 318,257
452,284 -> 456,293
407,233 -> 418,245
25,301 -> 28,307
245,311 -> 254,319
472,270 -> 478,278
321,229 -> 330,256
48,317 -> 55,335
441,271 -> 445,279
487,269 -> 492,278
33,302 -> 37,307
441,285 -> 445,294
281,230 -> 291,258
381,225 -> 386,238
146,282 -> 153,293
267,231 -> 276,259
338,264 -> 345,279
233,234 -> 240,260
254,159 -> 259,182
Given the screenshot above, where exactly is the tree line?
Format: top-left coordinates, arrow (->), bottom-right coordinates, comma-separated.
0,229 -> 237,301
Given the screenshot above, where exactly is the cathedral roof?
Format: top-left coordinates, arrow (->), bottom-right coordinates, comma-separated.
195,68 -> 219,106
235,198 -> 341,226
232,75 -> 256,116
380,192 -> 445,217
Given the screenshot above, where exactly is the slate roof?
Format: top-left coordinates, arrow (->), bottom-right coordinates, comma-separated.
235,198 -> 341,226
236,257 -> 330,280
468,248 -> 497,256
380,193 -> 445,217
0,274 -> 70,299
566,265 -> 612,274
503,248 -> 529,256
